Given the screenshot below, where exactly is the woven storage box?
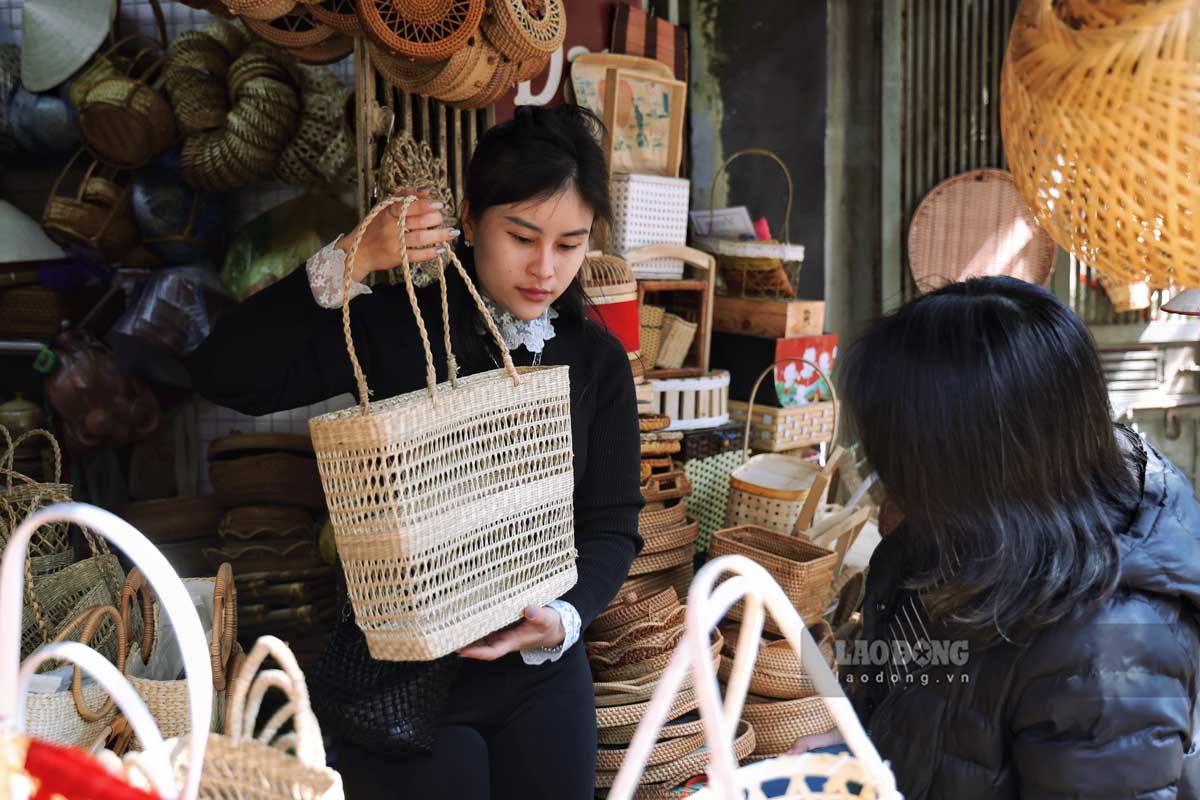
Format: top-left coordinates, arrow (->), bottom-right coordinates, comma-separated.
608,173 -> 690,280
726,453 -> 820,534
309,196 -> 577,661
655,313 -> 697,370
680,421 -> 744,462
647,371 -> 729,432
709,526 -> 837,630
730,400 -> 836,453
639,304 -> 666,367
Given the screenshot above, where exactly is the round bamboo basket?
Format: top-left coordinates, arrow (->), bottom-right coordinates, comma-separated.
221,0 -> 297,20
638,413 -> 672,434
596,729 -> 706,772
288,33 -> 355,65
480,0 -> 566,62
593,588 -> 680,637
641,517 -> 700,556
244,6 -> 336,49
639,500 -> 686,535
42,150 -> 139,263
598,721 -> 756,791
79,75 -> 176,169
367,39 -> 442,92
450,50 -> 518,109
427,35 -> 498,104
597,711 -> 705,747
1000,0 -> 1200,288
628,542 -> 694,576
358,0 -> 486,64
741,694 -> 836,758
307,0 -> 362,34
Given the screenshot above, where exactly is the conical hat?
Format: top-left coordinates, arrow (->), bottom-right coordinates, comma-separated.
0,199 -> 66,263
20,0 -> 117,92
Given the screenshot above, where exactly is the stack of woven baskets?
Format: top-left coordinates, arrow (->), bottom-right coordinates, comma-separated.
204,432 -> 335,666
717,619 -> 839,762
363,0 -> 564,108
588,589 -> 754,797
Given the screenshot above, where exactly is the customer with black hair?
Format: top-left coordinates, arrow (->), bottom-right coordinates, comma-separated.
801,276 -> 1200,798
189,105 -> 643,799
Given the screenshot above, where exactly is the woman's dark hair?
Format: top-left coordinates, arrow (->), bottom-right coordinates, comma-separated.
837,276 -> 1138,643
436,103 -> 611,370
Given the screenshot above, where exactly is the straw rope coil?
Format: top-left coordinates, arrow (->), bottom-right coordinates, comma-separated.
163,20 -> 301,192
1000,0 -> 1200,288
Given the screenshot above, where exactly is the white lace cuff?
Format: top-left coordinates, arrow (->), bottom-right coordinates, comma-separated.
520,600 -> 581,666
306,238 -> 372,309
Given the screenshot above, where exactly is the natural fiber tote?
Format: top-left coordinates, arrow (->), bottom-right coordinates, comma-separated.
309,195 -> 577,661
607,554 -> 901,800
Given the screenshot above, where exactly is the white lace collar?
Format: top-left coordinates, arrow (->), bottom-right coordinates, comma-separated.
480,296 -> 558,354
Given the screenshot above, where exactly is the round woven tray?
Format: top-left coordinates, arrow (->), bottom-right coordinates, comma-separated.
741,694 -> 836,757
222,0 -> 297,19
288,33 -> 355,64
594,669 -> 694,710
480,0 -> 565,62
593,630 -> 721,685
593,587 -> 679,636
588,607 -> 687,662
618,563 -> 691,607
641,471 -> 692,504
308,0 -> 362,34
595,728 -> 706,772
358,0 -> 486,64
451,53 -> 517,109
597,721 -> 756,790
427,35 -> 498,104
641,516 -> 699,556
367,39 -> 441,92
597,709 -> 705,747
641,440 -> 682,457
639,500 -> 686,535
628,541 -> 694,577
639,413 -> 672,433
596,686 -> 697,730
218,505 -> 315,541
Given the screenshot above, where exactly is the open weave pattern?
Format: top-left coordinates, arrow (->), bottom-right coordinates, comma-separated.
685,753 -> 889,800
359,0 -> 485,63
482,0 -> 566,61
1000,0 -> 1200,287
309,195 -> 577,661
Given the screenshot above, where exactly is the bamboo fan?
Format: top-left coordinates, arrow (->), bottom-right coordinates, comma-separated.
1001,0 -> 1200,288
481,0 -> 566,62
359,0 -> 486,64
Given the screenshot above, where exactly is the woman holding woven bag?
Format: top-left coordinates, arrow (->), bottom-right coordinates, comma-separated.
188,105 -> 643,799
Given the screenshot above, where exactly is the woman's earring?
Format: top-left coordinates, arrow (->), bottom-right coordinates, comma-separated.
464,238 -> 473,248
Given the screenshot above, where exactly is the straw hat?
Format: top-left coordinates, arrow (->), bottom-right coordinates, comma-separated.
20,0 -> 118,92
0,200 -> 66,264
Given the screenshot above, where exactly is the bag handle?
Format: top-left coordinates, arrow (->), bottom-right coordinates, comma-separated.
225,635 -> 325,769
210,563 -> 236,692
0,502 -> 214,800
741,358 -> 839,464
340,194 -> 522,416
120,569 -> 157,665
2,428 -> 64,485
48,604 -> 130,722
17,641 -> 177,799
607,554 -> 900,800
707,148 -> 793,243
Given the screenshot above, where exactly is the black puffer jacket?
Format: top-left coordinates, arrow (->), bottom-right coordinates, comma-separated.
849,433 -> 1200,799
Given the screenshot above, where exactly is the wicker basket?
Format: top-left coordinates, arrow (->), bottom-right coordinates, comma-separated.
640,304 -> 666,367
79,69 -> 176,170
481,0 -> 566,62
731,358 -> 838,454
308,0 -> 362,34
680,421 -> 744,462
244,6 -> 336,49
218,506 -> 314,541
641,516 -> 700,556
608,173 -> 690,279
641,471 -> 691,504
718,619 -> 836,700
742,694 -> 836,758
366,39 -> 442,92
1000,0 -> 1200,288
655,314 -> 697,370
584,254 -> 640,353
1,429 -> 72,559
710,526 -> 837,630
221,0 -> 297,19
694,149 -> 805,298
308,196 -> 576,661
42,150 -> 139,263
358,0 -> 485,64
725,453 -> 819,534
647,371 -> 730,432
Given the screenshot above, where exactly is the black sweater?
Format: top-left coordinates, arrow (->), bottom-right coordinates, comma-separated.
188,266 -> 645,630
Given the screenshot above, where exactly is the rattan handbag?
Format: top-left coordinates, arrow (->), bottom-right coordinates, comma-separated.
308,194 -> 577,661
607,555 -> 901,800
1001,0 -> 1200,288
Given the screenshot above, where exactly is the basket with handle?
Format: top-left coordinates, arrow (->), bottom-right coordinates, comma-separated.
308,195 -> 577,661
694,149 -> 806,298
0,501 -> 217,800
1,427 -> 73,559
728,358 -> 837,455
166,634 -> 344,800
607,554 -> 901,800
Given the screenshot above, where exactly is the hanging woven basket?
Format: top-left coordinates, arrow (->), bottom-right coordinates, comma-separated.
79,70 -> 176,171
481,0 -> 566,62
449,49 -> 515,109
1001,0 -> 1200,288
244,5 -> 337,49
42,150 -> 140,264
308,0 -> 363,34
425,34 -> 498,103
367,38 -> 442,92
358,0 -> 486,64
220,0 -> 298,20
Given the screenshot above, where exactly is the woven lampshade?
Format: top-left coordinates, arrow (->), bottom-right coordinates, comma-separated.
1000,0 -> 1200,288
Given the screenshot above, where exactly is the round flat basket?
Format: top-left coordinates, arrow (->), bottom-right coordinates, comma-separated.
221,0 -> 297,19
593,587 -> 679,636
307,0 -> 362,33
595,729 -> 706,772
451,53 -> 517,109
359,0 -> 485,64
288,33 -> 355,64
597,710 -> 705,748
481,0 -> 566,62
597,721 -> 756,790
367,39 -> 442,92
628,541 -> 694,576
907,168 -> 1055,294
639,500 -> 686,535
428,35 -> 498,104
740,694 -> 836,758
641,516 -> 699,556
244,7 -> 337,48
595,687 -> 697,731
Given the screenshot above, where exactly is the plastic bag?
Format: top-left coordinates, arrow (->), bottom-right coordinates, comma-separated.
109,265 -> 232,358
221,190 -> 357,301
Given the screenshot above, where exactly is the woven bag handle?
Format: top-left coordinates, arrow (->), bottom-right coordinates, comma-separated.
210,563 -> 236,692
225,635 -> 325,769
47,604 -> 129,722
340,194 -> 521,415
607,554 -> 900,800
707,148 -> 794,243
120,568 -> 157,665
0,503 -> 215,800
4,428 -> 64,484
741,358 -> 839,464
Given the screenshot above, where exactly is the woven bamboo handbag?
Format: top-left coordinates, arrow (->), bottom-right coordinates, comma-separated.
0,502 -> 218,800
607,554 -> 901,800
309,194 -> 577,661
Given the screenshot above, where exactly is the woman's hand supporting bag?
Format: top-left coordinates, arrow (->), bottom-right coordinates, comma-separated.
334,189 -> 459,282
457,605 -> 566,661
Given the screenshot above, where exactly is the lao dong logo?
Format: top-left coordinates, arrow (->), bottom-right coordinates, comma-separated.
835,638 -> 970,669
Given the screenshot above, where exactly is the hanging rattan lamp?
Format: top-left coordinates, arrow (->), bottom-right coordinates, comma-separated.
1000,0 -> 1200,289
358,0 -> 485,64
